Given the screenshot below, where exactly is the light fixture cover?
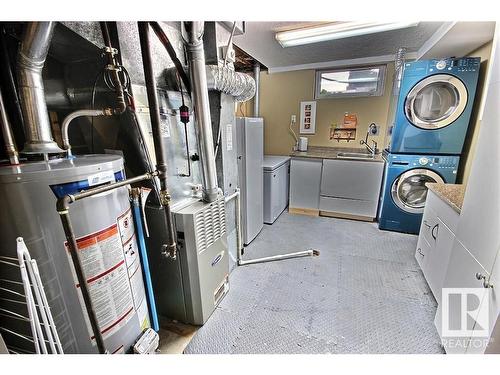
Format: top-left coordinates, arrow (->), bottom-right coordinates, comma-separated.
275,22 -> 419,47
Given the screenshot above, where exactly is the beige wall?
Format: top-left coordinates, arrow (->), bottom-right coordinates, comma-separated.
257,63 -> 395,156
458,40 -> 494,185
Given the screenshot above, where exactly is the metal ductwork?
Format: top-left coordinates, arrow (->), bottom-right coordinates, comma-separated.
206,65 -> 256,102
253,62 -> 260,116
183,21 -> 219,203
17,22 -> 63,154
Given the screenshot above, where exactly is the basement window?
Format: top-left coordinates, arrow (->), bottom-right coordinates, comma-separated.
315,65 -> 386,99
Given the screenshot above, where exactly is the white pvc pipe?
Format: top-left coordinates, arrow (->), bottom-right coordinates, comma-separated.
224,189 -> 318,266
61,109 -> 108,157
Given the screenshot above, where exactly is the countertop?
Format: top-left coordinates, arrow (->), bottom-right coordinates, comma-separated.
426,183 -> 465,214
290,146 -> 384,163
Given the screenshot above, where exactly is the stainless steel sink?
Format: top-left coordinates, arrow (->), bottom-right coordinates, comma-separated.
337,152 -> 375,160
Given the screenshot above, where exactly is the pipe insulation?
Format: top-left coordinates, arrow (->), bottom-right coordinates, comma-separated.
253,62 -> 260,116
17,22 -> 63,154
206,65 -> 256,102
183,22 -> 219,203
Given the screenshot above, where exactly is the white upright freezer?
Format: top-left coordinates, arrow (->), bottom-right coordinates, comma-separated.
235,117 -> 264,245
263,156 -> 290,224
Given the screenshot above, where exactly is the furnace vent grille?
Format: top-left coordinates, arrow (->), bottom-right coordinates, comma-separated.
194,198 -> 226,253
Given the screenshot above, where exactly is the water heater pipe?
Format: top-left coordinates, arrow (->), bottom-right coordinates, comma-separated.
253,62 -> 260,117
183,21 -> 219,203
0,87 -> 19,164
61,109 -> 112,157
17,22 -> 63,154
56,171 -> 158,354
137,22 -> 177,259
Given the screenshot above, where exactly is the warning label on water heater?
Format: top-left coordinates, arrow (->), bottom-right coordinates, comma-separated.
66,223 -> 135,342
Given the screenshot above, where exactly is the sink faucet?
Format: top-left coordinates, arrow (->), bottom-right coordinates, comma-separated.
360,123 -> 378,156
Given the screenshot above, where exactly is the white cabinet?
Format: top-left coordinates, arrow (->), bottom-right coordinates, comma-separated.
289,157 -> 322,215
415,189 -> 459,302
319,159 -> 384,220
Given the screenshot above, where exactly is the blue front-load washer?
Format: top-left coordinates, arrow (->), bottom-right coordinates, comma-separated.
387,57 -> 480,155
378,152 -> 460,234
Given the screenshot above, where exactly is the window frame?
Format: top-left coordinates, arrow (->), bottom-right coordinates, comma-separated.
314,64 -> 387,99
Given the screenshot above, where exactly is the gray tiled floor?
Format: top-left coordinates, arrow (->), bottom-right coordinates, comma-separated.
184,212 -> 444,354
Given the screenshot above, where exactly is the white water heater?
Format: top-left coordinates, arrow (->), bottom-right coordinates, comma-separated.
0,155 -> 150,353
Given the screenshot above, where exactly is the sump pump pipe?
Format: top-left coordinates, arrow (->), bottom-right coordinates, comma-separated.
138,22 -> 177,259
17,22 -> 63,154
224,189 -> 319,266
0,87 -> 19,164
183,22 -> 219,203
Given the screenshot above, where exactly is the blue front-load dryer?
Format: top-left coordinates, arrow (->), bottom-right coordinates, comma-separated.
378,152 -> 460,234
387,57 -> 480,155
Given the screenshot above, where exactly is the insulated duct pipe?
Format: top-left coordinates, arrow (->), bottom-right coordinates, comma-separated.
138,22 -> 177,259
17,22 -> 63,154
205,65 -> 256,102
253,62 -> 260,117
165,65 -> 256,102
0,86 -> 20,164
183,21 -> 219,203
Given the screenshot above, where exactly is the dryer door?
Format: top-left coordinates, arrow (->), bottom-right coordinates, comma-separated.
404,74 -> 468,130
391,169 -> 444,214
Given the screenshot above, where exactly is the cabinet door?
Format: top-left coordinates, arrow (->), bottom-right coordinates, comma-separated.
436,240 -> 489,353
468,250 -> 500,353
320,159 -> 383,201
420,202 -> 439,248
289,158 -> 322,210
415,232 -> 432,271
426,218 -> 455,303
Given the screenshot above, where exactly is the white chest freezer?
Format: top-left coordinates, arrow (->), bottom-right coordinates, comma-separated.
263,156 -> 291,224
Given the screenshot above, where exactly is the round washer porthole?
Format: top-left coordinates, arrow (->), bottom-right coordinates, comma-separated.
404,74 -> 468,130
391,169 -> 444,214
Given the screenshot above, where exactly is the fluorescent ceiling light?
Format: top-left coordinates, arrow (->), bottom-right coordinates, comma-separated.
275,22 -> 419,48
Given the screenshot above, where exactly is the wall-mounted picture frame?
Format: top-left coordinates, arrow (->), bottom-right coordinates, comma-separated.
299,101 -> 316,134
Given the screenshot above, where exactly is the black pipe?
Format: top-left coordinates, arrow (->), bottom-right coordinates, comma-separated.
58,210 -> 106,354
0,27 -> 24,142
149,22 -> 191,94
56,171 -> 157,354
137,22 -> 177,259
99,22 -> 127,114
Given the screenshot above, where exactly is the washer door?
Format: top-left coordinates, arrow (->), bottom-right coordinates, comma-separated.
404,74 -> 468,130
391,169 -> 444,214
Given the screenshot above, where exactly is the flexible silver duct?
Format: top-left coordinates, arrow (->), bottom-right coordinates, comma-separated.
183,21 -> 219,203
253,62 -> 260,116
17,22 -> 63,154
205,65 -> 256,102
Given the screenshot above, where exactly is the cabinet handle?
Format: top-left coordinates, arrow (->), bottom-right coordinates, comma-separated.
417,248 -> 425,257
423,220 -> 431,228
476,272 -> 494,289
431,223 -> 439,240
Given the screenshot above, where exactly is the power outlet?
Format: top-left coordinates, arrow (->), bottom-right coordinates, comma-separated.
291,115 -> 297,124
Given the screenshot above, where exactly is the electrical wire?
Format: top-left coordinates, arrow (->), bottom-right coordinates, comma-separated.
176,71 -> 191,177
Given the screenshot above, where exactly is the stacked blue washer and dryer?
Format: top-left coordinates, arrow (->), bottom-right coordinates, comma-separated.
378,57 -> 481,233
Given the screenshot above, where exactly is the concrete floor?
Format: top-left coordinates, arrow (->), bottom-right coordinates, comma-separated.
184,211 -> 444,354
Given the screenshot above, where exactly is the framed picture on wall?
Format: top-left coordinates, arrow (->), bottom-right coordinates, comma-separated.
299,101 -> 316,134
